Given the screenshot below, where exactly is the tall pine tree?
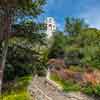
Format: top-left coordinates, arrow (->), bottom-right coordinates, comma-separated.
0,0 -> 46,94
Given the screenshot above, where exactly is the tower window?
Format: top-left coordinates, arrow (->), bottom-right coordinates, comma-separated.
49,24 -> 52,27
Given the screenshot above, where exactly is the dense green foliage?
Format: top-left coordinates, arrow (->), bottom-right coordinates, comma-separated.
65,17 -> 88,36
50,73 -> 100,96
0,0 -> 100,98
3,29 -> 47,81
49,17 -> 100,69
2,76 -> 32,100
2,91 -> 30,100
49,19 -> 100,96
0,0 -> 47,82
48,31 -> 66,59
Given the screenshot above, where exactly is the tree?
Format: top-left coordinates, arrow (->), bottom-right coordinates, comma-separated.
77,28 -> 100,68
64,17 -> 100,68
65,18 -> 100,68
48,31 -> 66,59
3,20 -> 47,80
0,0 -> 46,94
65,17 -> 88,36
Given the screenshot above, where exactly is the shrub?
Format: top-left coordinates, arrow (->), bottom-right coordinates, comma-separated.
2,76 -> 32,100
69,65 -> 83,72
50,73 -> 81,92
2,91 -> 30,100
50,73 -> 100,96
94,85 -> 100,96
82,85 -> 94,95
63,80 -> 81,92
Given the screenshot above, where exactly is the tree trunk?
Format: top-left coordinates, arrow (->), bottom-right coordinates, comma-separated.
0,39 -> 8,95
0,7 -> 13,95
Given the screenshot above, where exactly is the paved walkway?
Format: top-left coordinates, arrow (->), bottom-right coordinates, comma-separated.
28,76 -> 99,100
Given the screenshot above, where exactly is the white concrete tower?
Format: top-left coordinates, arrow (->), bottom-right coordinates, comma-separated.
45,17 -> 56,38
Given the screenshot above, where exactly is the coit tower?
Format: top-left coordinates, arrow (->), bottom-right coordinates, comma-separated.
45,17 -> 56,38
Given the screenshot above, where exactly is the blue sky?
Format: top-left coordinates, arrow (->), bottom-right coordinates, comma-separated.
39,0 -> 100,31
